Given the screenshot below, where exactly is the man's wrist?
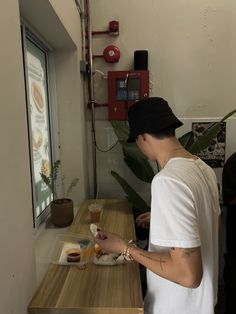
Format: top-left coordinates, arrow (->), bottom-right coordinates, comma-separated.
122,240 -> 137,261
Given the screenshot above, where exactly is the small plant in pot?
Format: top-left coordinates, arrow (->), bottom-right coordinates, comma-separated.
40,160 -> 79,227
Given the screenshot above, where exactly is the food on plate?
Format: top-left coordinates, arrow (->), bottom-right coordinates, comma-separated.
90,223 -> 99,237
94,243 -> 102,257
90,223 -> 126,265
93,252 -> 126,266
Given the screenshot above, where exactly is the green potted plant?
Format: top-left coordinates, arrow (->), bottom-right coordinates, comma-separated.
40,160 -> 79,227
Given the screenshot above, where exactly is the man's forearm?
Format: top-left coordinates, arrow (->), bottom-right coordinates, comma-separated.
129,245 -> 202,288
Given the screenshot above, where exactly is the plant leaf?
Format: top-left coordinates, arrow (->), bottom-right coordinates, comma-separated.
122,141 -> 147,159
188,123 -> 222,153
52,160 -> 61,182
40,173 -> 52,191
178,131 -> 194,149
111,120 -> 129,142
220,108 -> 236,122
124,155 -> 154,183
111,170 -> 150,212
111,120 -> 148,159
66,178 -> 79,197
189,109 -> 236,153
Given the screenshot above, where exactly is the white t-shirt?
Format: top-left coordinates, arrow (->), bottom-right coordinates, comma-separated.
144,157 -> 220,314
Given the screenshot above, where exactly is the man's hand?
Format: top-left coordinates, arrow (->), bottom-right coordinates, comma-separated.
136,212 -> 150,228
95,230 -> 126,255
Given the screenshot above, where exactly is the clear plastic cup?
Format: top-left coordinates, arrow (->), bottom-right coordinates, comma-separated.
88,203 -> 103,223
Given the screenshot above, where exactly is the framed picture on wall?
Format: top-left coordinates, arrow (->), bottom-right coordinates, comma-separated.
192,122 -> 226,168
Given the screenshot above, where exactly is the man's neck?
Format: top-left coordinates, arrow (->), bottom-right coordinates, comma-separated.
155,138 -> 196,168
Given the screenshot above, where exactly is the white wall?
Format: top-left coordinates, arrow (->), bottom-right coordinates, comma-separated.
90,0 -> 236,198
54,49 -> 89,203
0,1 -> 36,314
48,0 -> 89,205
91,0 -> 236,116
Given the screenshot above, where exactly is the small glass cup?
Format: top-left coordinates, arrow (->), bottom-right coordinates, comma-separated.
88,202 -> 103,223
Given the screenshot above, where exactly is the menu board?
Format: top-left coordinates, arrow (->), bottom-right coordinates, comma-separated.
26,39 -> 53,217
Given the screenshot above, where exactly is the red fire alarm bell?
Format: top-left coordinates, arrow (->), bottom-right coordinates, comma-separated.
109,20 -> 119,34
103,45 -> 121,63
108,70 -> 149,120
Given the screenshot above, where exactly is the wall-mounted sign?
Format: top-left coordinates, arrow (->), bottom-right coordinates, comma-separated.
25,38 -> 53,220
192,122 -> 226,168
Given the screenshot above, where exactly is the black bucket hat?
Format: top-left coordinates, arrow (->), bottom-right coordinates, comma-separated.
127,97 -> 183,143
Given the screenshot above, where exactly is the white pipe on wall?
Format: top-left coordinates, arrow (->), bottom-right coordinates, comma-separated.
84,0 -> 98,198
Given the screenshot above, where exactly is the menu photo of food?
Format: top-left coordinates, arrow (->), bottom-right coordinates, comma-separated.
31,81 -> 45,114
41,159 -> 50,178
32,127 -> 44,153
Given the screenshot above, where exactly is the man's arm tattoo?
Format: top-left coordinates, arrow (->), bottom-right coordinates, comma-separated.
139,252 -> 166,271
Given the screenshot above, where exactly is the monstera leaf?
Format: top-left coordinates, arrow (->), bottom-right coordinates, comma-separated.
111,120 -> 129,142
111,121 -> 155,182
124,155 -> 154,183
188,109 -> 236,153
178,131 -> 195,150
111,170 -> 150,215
188,123 -> 222,153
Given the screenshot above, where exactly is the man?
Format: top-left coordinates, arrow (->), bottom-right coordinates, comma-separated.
95,97 -> 220,314
222,152 -> 236,313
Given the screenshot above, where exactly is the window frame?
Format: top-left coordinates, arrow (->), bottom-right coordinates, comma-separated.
21,23 -> 59,227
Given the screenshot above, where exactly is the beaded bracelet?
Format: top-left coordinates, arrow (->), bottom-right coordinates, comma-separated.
122,240 -> 137,261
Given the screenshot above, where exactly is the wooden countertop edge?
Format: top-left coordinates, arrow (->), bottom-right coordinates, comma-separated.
28,306 -> 144,314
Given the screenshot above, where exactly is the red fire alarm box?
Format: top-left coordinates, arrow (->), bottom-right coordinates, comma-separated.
108,70 -> 149,120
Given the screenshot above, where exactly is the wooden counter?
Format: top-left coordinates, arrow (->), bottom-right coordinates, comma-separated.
28,199 -> 144,314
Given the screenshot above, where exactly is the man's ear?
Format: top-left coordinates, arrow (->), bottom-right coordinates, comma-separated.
143,133 -> 151,142
140,134 -> 147,141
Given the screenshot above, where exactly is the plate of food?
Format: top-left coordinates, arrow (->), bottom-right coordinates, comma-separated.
50,233 -> 94,267
90,224 -> 126,266
93,243 -> 126,266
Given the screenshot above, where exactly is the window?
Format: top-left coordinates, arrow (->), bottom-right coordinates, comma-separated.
22,26 -> 56,227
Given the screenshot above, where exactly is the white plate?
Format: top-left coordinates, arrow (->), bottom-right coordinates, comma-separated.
93,253 -> 126,266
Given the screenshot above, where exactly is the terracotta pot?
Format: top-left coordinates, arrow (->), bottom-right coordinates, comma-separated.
50,198 -> 74,227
